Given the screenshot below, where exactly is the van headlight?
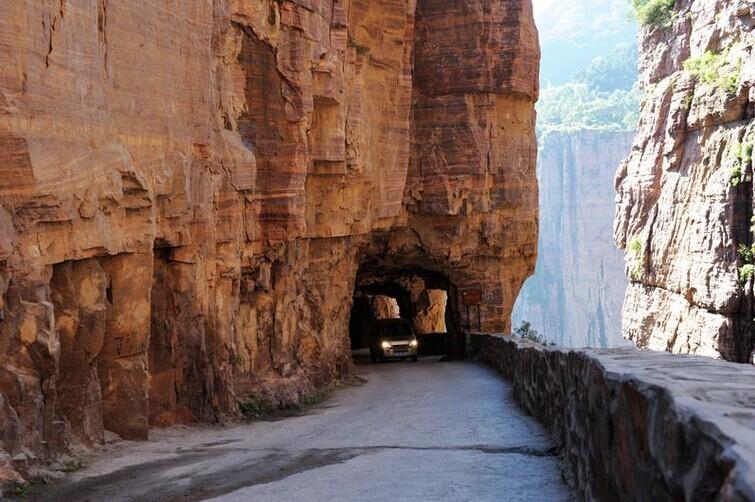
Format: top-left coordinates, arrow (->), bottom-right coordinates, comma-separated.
381,341 -> 391,350
410,339 -> 418,347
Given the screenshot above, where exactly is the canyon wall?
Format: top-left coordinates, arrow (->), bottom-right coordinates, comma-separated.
514,130 -> 632,347
0,0 -> 539,476
615,0 -> 755,362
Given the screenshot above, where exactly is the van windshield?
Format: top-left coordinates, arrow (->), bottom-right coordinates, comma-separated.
380,321 -> 412,339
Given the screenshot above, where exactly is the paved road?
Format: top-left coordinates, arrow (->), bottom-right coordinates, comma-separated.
37,359 -> 572,502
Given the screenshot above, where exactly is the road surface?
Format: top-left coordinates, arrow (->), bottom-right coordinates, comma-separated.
36,358 -> 572,501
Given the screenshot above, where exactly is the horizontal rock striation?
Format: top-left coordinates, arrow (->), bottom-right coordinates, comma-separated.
472,333 -> 755,501
0,0 -> 539,477
614,0 -> 755,361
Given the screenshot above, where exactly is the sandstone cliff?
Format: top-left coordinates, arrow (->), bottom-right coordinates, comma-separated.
615,0 -> 755,362
0,0 -> 539,476
515,130 -> 632,347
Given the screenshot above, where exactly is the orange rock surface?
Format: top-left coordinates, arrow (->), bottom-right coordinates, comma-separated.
0,0 -> 538,473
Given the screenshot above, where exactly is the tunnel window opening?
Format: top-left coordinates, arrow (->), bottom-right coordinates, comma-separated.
348,261 -> 463,363
371,295 -> 401,319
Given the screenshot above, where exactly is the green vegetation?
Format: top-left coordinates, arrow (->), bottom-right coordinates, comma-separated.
627,237 -> 644,280
3,476 -> 47,498
538,84 -> 641,136
631,0 -> 676,28
738,244 -> 755,285
574,44 -> 639,93
731,164 -> 743,186
5,481 -> 32,497
513,321 -> 555,346
239,391 -> 329,421
538,44 -> 641,138
59,460 -> 83,473
738,244 -> 754,264
683,50 -> 742,95
740,264 -> 755,285
729,139 -> 753,186
347,37 -> 370,56
238,397 -> 272,420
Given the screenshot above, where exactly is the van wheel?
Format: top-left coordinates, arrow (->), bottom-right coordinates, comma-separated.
411,356 -> 418,362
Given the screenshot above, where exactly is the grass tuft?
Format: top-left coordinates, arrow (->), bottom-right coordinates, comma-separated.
738,244 -> 755,285
59,460 -> 83,473
632,0 -> 676,28
3,475 -> 48,498
347,37 -> 370,56
740,264 -> 755,285
238,391 -> 330,421
684,50 -> 742,95
627,237 -> 645,280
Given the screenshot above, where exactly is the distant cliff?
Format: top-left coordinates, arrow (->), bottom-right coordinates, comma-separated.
514,130 -> 632,347
615,0 -> 755,362
513,36 -> 637,348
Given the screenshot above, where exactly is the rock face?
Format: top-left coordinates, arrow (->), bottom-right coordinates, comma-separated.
370,296 -> 401,320
0,0 -> 539,473
615,0 -> 755,362
514,130 -> 632,347
472,333 -> 755,501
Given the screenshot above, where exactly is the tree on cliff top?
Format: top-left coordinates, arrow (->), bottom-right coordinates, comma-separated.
537,44 -> 640,138
631,0 -> 676,28
575,44 -> 638,92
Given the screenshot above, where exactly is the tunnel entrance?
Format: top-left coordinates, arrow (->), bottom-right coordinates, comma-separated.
348,261 -> 463,363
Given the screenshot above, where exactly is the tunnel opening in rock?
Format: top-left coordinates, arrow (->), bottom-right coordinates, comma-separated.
348,255 -> 461,362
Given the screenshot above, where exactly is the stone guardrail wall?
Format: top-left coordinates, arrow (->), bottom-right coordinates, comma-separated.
469,333 -> 755,501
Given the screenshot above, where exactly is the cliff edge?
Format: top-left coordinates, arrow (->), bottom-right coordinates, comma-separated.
615,0 -> 755,362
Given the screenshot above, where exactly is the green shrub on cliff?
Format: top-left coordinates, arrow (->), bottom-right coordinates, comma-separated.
513,321 -> 553,346
740,264 -> 755,285
347,37 -> 370,56
738,244 -> 755,285
738,244 -> 754,264
683,50 -> 742,95
729,140 -> 753,186
627,237 -> 644,280
632,0 -> 676,28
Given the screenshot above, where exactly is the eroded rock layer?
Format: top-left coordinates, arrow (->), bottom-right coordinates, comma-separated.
0,0 -> 538,474
615,0 -> 755,361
